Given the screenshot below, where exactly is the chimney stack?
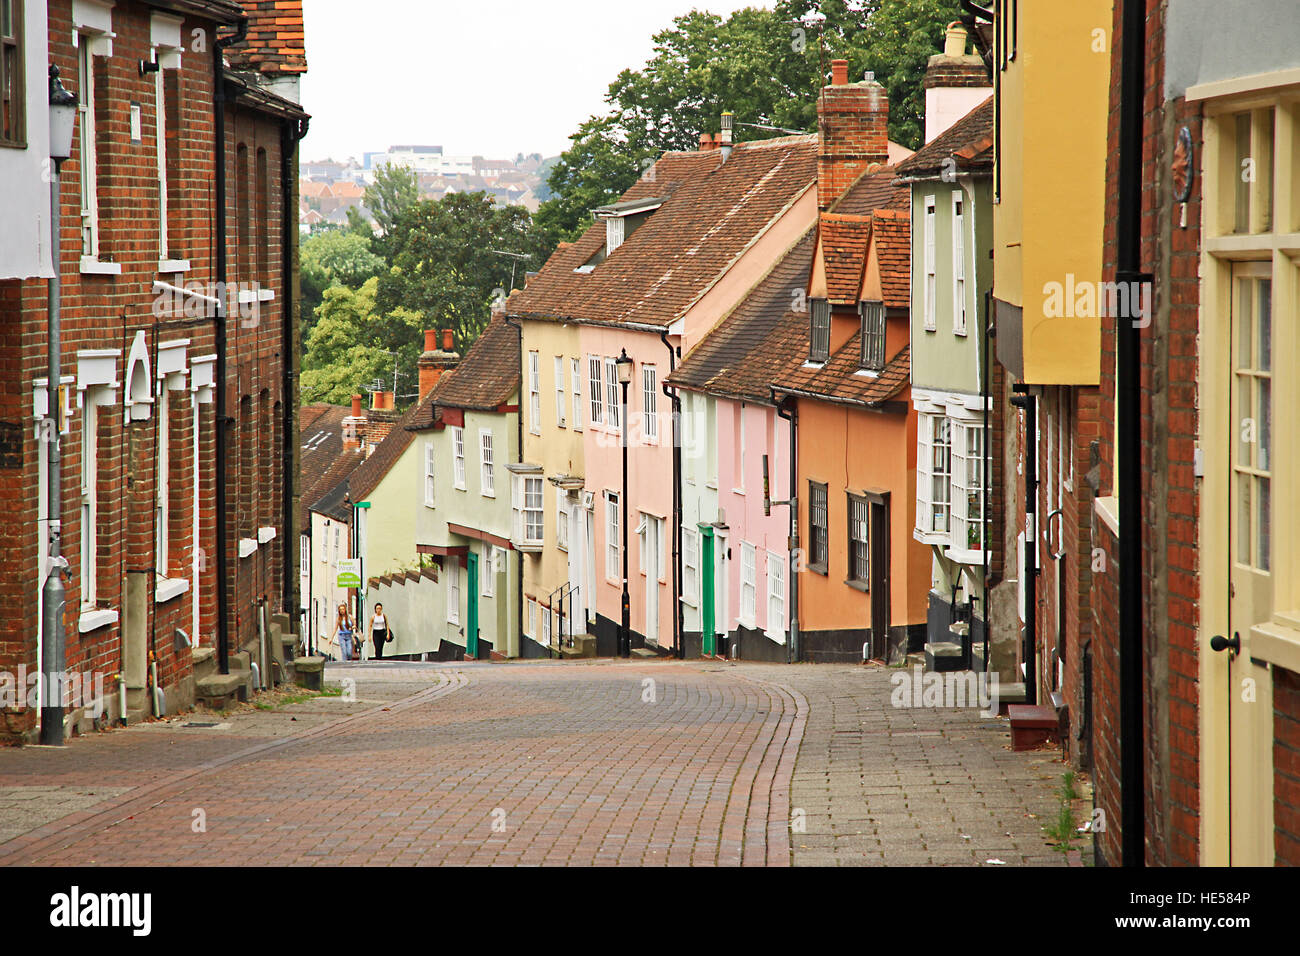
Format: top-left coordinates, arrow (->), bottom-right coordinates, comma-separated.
342,394 -> 363,450
817,61 -> 889,211
418,327 -> 461,401
922,22 -> 992,144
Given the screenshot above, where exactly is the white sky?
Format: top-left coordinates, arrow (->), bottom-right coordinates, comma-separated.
298,0 -> 773,164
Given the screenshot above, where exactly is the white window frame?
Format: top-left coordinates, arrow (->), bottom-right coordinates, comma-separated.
571,358 -> 583,431
588,354 -> 604,425
481,546 -> 496,598
424,441 -> 436,507
300,535 -> 309,576
156,383 -> 170,572
923,195 -> 937,332
78,36 -> 99,261
606,491 -> 620,581
605,357 -> 620,433
319,521 -> 329,563
452,426 -> 466,490
554,355 -> 566,428
556,494 -> 570,552
447,560 -> 460,624
479,428 -> 495,497
682,527 -> 699,606
642,364 -> 658,443
543,605 -> 553,645
766,551 -> 785,639
525,597 -> 536,638
740,542 -> 757,628
333,526 -> 340,566
952,192 -> 967,336
606,215 -> 625,254
80,399 -> 99,607
949,419 -> 986,557
514,475 -> 543,546
528,350 -> 541,434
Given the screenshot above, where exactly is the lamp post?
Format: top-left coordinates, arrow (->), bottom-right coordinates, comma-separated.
615,348 -> 633,658
41,66 -> 77,746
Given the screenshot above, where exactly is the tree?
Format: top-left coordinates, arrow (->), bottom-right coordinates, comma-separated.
536,0 -> 965,241
363,161 -> 419,237
299,229 -> 385,345
301,277 -> 425,405
375,191 -> 549,350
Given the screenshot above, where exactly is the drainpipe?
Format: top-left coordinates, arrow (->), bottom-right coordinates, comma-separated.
1116,0 -> 1148,868
281,113 -> 309,622
659,331 -> 683,658
775,393 -> 799,663
1009,387 -> 1036,705
212,16 -> 248,676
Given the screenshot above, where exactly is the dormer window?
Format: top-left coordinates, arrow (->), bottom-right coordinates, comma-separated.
859,300 -> 885,371
606,216 -> 625,254
809,298 -> 830,364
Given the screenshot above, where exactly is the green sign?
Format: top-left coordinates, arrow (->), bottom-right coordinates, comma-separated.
337,558 -> 361,588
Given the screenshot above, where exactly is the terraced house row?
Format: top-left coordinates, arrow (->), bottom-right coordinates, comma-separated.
308,2 -> 1298,865
2,0 -> 309,740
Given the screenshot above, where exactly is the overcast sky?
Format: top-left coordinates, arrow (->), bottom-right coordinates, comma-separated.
298,0 -> 772,163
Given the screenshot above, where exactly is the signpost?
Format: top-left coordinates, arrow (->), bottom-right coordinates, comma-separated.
337,558 -> 361,589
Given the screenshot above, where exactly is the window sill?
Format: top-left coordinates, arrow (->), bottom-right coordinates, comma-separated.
1094,494 -> 1120,537
844,578 -> 870,594
914,528 -> 949,547
257,526 -> 277,544
80,257 -> 122,276
78,608 -> 119,633
731,488 -> 745,496
808,563 -> 828,577
238,537 -> 258,558
158,259 -> 191,273
155,577 -> 189,604
514,542 -> 543,554
481,492 -> 496,499
945,546 -> 985,566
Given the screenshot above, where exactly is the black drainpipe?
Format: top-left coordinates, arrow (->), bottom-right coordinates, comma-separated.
982,289 -> 992,672
1009,386 -> 1036,705
280,112 -> 309,624
659,331 -> 682,658
775,393 -> 799,663
212,16 -> 248,676
1116,0 -> 1148,868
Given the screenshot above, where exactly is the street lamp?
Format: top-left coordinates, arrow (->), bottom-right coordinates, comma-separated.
615,348 -> 634,658
41,66 -> 77,746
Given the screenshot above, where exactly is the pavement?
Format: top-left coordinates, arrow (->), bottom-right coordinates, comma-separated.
0,659 -> 1084,866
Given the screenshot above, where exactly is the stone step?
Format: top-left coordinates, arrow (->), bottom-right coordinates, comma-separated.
192,646 -> 217,681
925,641 -> 964,673
996,681 -> 1027,715
631,645 -> 664,659
195,671 -> 247,711
288,655 -> 325,691
1008,704 -> 1061,751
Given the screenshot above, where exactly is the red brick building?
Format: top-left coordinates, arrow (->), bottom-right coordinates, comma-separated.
1091,0 -> 1300,867
0,0 -> 307,741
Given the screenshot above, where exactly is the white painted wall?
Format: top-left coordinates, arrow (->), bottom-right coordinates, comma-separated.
0,1 -> 53,279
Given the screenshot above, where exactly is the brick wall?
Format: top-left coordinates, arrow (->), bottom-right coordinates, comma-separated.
0,1 -> 299,741
1093,0 -> 1200,867
1276,667 -> 1300,864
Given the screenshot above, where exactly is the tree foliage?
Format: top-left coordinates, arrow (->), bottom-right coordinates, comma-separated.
535,0 -> 966,242
363,161 -> 419,237
375,191 -> 549,350
299,229 -> 385,345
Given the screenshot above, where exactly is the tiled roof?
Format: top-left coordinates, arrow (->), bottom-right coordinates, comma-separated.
773,340 -> 911,409
820,215 -> 872,305
704,310 -> 813,405
227,0 -> 308,76
346,396 -> 430,502
893,96 -> 994,180
307,447 -> 367,523
425,314 -> 520,413
827,166 -> 909,217
667,228 -> 816,402
505,136 -> 818,329
298,403 -> 347,529
872,209 -> 911,310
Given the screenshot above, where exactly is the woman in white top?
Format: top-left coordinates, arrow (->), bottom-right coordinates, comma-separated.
367,604 -> 389,661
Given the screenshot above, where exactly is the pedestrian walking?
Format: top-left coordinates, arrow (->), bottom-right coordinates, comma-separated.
333,604 -> 356,662
367,604 -> 390,661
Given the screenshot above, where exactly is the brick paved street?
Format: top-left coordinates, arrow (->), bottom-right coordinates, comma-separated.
0,661 -> 1078,866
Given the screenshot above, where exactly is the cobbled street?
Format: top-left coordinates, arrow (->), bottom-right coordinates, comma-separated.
0,661 -> 1080,866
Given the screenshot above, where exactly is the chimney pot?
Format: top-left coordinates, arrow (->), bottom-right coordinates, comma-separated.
442,328 -> 454,351
944,21 -> 967,57
831,59 -> 848,86
351,394 -> 362,418
423,329 -> 437,352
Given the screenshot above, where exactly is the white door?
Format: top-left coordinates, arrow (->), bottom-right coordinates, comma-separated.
645,516 -> 661,645
568,498 -> 586,639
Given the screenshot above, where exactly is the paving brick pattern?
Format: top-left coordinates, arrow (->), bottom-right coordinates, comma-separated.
0,660 -> 1073,866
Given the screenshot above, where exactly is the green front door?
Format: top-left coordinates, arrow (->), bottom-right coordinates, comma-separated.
466,552 -> 479,659
700,526 -> 715,657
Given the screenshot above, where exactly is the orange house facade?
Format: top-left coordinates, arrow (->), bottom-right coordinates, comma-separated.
773,179 -> 929,662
